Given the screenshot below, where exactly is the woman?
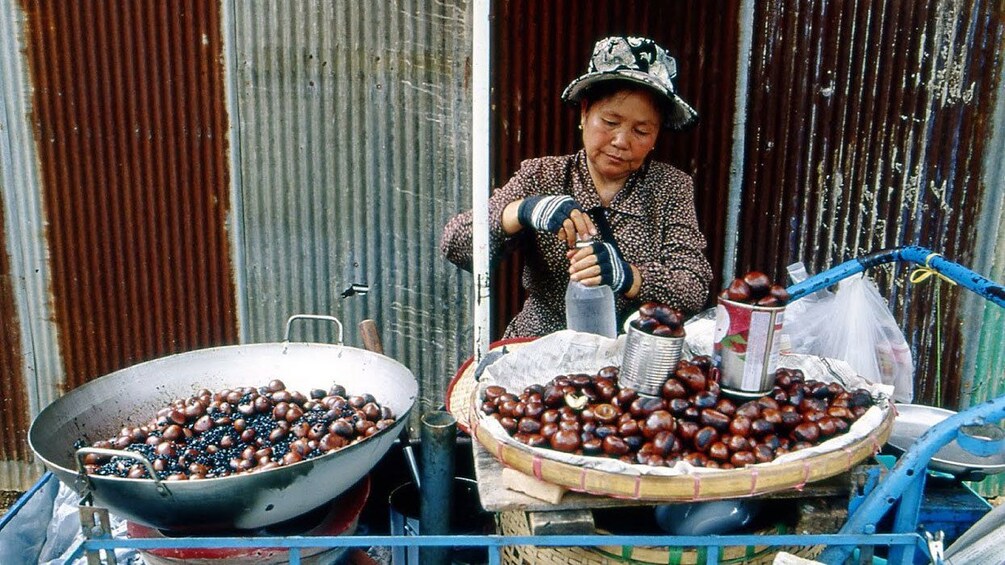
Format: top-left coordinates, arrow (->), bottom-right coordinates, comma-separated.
441,36 -> 712,337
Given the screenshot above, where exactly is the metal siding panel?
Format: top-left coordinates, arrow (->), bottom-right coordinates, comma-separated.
24,0 -> 237,394
0,0 -> 62,487
0,190 -> 28,463
0,5 -> 28,467
967,36 -> 1005,495
230,0 -> 472,413
739,0 -> 1003,409
492,0 -> 741,338
969,214 -> 1005,497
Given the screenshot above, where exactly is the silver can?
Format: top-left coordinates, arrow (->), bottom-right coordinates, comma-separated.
619,325 -> 685,396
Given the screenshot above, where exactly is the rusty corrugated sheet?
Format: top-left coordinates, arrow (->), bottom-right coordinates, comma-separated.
491,0 -> 741,338
228,0 -> 473,409
23,0 -> 237,391
738,0 -> 1004,407
0,0 -> 59,487
0,190 -> 29,463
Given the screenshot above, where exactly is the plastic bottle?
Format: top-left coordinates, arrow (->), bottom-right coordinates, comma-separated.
565,241 -> 617,338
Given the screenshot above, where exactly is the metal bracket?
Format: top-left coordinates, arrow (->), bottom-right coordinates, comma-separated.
926,530 -> 945,564
78,506 -> 117,565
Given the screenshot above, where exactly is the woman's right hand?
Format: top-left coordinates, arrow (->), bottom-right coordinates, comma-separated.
503,196 -> 597,248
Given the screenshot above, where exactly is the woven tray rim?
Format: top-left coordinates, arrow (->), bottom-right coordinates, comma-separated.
474,405 -> 893,501
459,338 -> 894,500
445,338 -> 537,434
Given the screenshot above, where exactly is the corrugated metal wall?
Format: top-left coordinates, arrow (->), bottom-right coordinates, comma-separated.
0,0 -> 29,471
491,0 -> 1005,411
0,0 -> 57,488
227,0 -> 472,418
970,205 -> 1005,496
23,0 -> 238,393
490,0 -> 742,338
0,0 -> 238,487
968,78 -> 1005,496
0,191 -> 29,465
738,0 -> 1003,409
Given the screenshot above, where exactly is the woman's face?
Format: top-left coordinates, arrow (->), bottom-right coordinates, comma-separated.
580,89 -> 661,185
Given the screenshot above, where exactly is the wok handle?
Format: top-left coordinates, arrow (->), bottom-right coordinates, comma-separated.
283,314 -> 344,345
359,319 -> 384,354
75,447 -> 170,497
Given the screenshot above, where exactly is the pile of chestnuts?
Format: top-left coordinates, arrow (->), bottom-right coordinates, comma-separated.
78,379 -> 396,480
720,271 -> 790,307
629,302 -> 685,337
480,357 -> 874,469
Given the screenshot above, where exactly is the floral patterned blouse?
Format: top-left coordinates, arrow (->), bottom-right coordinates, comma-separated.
440,150 -> 712,337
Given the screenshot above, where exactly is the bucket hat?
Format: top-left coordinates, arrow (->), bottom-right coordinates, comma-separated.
561,36 -> 698,131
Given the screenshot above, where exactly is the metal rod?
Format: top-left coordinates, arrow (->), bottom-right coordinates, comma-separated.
420,410 -> 457,565
722,0 -> 757,283
785,245 -> 1005,307
69,532 -> 929,552
471,0 -> 492,364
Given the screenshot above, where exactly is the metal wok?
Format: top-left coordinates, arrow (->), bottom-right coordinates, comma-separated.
28,316 -> 418,531
887,403 -> 1005,479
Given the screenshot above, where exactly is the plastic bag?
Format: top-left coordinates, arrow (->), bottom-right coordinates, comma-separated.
784,273 -> 914,402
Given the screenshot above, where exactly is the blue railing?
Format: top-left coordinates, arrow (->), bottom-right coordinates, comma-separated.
67,532 -> 931,565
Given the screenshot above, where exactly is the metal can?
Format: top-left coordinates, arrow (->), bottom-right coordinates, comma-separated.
714,297 -> 786,395
619,325 -> 684,396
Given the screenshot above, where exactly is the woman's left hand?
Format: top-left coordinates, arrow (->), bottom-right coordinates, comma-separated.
567,242 -> 636,295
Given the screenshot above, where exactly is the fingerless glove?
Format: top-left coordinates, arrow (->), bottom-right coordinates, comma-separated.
592,241 -> 634,294
516,195 -> 581,233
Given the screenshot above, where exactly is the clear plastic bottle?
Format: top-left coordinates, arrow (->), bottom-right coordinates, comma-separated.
565,241 -> 617,338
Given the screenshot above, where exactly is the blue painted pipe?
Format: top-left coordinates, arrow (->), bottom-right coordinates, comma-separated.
818,395 -> 1005,564
785,245 -> 1005,308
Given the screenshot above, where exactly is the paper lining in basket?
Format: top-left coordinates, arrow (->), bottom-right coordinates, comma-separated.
476,330 -> 892,477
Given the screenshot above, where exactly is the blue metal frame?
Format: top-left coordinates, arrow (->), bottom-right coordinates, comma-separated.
66,532 -> 930,565
785,245 -> 1005,307
817,393 -> 1005,565
789,246 -> 1005,564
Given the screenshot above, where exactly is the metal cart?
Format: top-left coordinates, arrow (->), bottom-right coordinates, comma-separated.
2,245 -> 1003,565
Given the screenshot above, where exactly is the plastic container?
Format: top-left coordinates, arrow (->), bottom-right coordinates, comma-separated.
565,281 -> 617,338
619,325 -> 684,396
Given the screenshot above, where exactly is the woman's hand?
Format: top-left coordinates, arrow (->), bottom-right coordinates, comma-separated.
502,196 -> 597,247
568,242 -> 641,297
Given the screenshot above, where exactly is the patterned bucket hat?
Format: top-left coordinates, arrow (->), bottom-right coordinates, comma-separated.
561,36 -> 699,131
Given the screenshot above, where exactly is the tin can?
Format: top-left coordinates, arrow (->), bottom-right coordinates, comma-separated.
619,325 -> 684,396
714,298 -> 786,395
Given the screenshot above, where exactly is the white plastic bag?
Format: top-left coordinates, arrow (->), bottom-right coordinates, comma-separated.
785,273 -> 914,402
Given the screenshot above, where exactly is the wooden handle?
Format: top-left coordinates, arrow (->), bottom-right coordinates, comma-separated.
358,319 -> 384,354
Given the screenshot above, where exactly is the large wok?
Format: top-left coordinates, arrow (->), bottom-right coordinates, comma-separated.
28,315 -> 418,531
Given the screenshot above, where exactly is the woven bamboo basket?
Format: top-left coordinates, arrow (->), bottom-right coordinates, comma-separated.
451,338 -> 894,501
496,510 -> 824,565
473,405 -> 893,501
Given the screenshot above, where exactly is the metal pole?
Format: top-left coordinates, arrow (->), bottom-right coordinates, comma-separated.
471,0 -> 492,364
722,0 -> 756,282
420,411 -> 457,565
